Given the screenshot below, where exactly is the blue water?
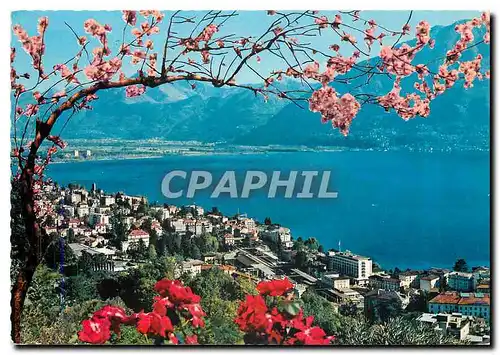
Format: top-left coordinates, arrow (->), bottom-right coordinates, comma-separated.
46,151 -> 490,270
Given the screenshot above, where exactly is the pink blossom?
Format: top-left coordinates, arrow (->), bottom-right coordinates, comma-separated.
131,50 -> 146,64
332,14 -> 342,28
416,21 -> 431,45
197,24 -> 218,42
459,54 -> 482,88
54,64 -> 79,84
37,17 -> 49,36
378,80 -> 431,120
379,44 -> 415,77
23,104 -> 39,117
315,16 -> 328,29
326,54 -> 356,76
201,50 -> 210,64
341,32 -> 356,44
139,10 -> 164,22
13,23 -> 46,72
272,27 -> 284,36
329,44 -> 340,52
364,27 -> 376,49
309,86 -> 360,136
122,11 -> 137,26
303,62 -> 320,79
84,57 -> 121,81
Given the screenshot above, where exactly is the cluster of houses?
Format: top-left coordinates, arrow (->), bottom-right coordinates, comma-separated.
38,181 -> 491,344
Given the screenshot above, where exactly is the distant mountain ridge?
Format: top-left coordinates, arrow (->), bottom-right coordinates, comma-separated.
14,20 -> 490,151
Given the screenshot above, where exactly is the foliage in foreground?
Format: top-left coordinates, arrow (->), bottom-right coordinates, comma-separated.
20,264 -> 466,346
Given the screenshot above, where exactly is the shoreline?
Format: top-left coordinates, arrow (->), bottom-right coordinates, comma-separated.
49,147 -> 490,165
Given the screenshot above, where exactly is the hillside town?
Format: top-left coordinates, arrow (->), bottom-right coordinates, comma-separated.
36,180 -> 491,345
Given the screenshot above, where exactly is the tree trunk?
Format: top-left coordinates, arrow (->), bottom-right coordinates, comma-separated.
11,163 -> 41,343
11,266 -> 35,343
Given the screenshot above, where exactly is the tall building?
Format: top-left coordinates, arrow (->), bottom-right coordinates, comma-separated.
326,251 -> 373,281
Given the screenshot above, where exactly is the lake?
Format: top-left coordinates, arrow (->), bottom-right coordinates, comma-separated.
46,150 -> 490,270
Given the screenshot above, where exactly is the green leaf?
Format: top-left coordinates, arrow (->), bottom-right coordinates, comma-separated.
281,300 -> 302,316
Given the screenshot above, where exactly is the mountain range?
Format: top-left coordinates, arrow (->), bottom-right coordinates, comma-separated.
15,20 -> 490,151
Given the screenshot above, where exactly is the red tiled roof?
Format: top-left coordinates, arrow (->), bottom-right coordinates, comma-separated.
430,292 -> 490,306
129,229 -> 149,237
458,295 -> 490,306
429,292 -> 461,304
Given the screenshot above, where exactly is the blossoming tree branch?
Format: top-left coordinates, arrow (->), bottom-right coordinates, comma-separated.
10,10 -> 490,343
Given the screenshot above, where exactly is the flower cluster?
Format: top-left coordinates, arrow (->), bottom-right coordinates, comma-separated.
125,85 -> 146,98
309,87 -> 360,136
12,17 -> 48,75
377,12 -> 490,122
78,278 -> 205,345
378,79 -> 430,120
235,278 -> 334,345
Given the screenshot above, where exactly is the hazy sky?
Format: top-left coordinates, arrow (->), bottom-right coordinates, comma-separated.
11,10 -> 481,85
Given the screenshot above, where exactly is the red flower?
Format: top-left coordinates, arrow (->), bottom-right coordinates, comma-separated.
185,334 -> 198,344
93,305 -> 127,321
78,317 -> 111,344
235,295 -> 272,333
256,278 -> 294,296
291,313 -> 334,345
169,333 -> 179,344
153,296 -> 173,316
185,303 -> 206,328
154,279 -> 201,305
93,305 -> 129,335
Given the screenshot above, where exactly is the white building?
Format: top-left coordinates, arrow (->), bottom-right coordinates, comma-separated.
369,274 -> 402,291
171,219 -> 186,233
122,229 -> 150,252
100,195 -> 116,206
321,272 -> 351,289
326,251 -> 373,281
177,259 -> 204,277
151,206 -> 170,221
399,271 -> 420,288
420,275 -> 440,292
418,313 -> 471,341
76,204 -> 90,218
260,226 -> 292,245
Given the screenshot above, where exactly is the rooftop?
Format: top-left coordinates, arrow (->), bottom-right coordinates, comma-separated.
129,229 -> 149,237
330,251 -> 371,261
